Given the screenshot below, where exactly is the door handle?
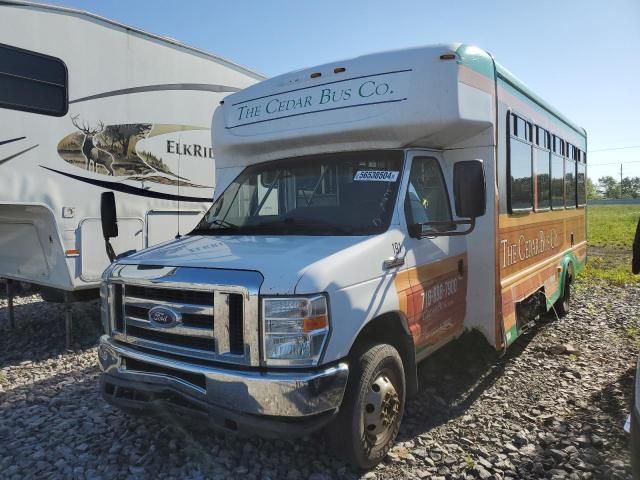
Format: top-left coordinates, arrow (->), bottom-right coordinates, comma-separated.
458,259 -> 465,276
383,254 -> 405,269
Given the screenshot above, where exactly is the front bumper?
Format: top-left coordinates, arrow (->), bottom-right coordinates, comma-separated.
97,336 -> 349,436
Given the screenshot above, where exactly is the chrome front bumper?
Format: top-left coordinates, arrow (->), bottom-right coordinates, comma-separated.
98,336 -> 348,425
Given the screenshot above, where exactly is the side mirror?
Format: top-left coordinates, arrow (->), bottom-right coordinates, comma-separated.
100,192 -> 118,239
633,218 -> 640,274
454,160 -> 486,219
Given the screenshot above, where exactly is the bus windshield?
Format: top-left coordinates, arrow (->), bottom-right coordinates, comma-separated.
191,150 -> 404,236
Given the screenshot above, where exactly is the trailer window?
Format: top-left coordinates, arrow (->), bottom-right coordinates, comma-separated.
405,157 -> 452,225
551,154 -> 564,209
534,148 -> 550,210
0,43 -> 68,116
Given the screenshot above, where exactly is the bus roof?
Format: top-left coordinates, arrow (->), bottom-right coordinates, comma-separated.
455,44 -> 586,138
0,0 -> 265,81
212,43 -> 586,182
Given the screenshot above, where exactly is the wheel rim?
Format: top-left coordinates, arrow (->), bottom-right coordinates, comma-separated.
363,369 -> 400,446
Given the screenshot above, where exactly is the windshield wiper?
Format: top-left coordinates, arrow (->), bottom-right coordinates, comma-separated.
189,219 -> 240,235
211,218 -> 239,229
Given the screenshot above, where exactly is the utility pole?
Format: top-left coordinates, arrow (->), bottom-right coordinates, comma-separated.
620,163 -> 623,199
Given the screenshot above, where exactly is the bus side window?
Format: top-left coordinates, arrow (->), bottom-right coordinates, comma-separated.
0,43 -> 68,116
534,126 -> 550,211
550,135 -> 565,209
551,153 -> 565,209
508,113 -> 533,212
564,145 -> 577,208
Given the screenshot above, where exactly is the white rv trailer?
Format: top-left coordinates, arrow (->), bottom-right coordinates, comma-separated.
98,44 -> 586,467
0,1 -> 263,304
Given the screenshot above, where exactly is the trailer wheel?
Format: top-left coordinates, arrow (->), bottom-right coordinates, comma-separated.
325,343 -> 405,469
554,273 -> 572,317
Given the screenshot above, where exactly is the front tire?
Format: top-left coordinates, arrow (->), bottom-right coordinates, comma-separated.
325,343 -> 405,469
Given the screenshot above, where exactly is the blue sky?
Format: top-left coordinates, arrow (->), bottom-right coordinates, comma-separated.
46,0 -> 640,182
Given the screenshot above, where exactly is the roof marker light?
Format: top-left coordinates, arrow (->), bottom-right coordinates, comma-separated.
310,72 -> 321,79
334,67 -> 346,74
440,53 -> 456,60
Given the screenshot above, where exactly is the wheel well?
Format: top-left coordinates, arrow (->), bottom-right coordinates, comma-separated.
349,312 -> 418,397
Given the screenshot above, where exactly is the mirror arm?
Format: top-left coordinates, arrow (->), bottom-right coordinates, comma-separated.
104,239 -> 116,263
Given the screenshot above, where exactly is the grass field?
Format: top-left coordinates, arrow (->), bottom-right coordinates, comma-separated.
582,204 -> 640,284
587,204 -> 640,249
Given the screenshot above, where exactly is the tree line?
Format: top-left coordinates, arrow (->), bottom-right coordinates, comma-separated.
591,176 -> 640,199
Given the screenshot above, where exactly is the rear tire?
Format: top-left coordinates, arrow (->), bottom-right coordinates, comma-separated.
325,343 -> 405,469
554,274 -> 572,317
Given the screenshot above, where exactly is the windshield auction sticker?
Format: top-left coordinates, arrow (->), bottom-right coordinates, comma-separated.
353,170 -> 399,182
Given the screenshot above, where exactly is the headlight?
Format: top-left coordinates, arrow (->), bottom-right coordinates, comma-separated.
262,295 -> 329,366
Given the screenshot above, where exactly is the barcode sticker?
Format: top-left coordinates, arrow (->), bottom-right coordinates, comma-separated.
353,170 -> 399,182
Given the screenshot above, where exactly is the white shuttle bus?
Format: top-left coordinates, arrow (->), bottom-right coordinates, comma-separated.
98,44 -> 587,468
0,0 -> 262,304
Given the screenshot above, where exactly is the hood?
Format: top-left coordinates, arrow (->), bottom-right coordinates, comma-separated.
120,234 -> 374,294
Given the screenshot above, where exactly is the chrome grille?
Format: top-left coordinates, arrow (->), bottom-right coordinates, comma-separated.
120,285 -> 218,361
108,265 -> 262,366
111,284 -> 251,363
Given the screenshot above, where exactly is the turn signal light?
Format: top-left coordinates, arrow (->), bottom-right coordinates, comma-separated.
303,314 -> 328,332
440,53 -> 457,60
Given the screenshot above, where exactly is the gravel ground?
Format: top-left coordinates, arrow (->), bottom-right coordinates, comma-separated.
0,279 -> 637,479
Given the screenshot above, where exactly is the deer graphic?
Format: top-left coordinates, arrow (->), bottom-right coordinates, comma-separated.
70,115 -> 115,175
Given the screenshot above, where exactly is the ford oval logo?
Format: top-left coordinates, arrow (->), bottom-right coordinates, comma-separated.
148,306 -> 181,328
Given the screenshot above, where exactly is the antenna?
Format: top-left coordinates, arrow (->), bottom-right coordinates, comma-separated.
176,134 -> 181,239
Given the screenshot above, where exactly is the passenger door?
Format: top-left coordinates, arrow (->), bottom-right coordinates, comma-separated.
400,153 -> 468,358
